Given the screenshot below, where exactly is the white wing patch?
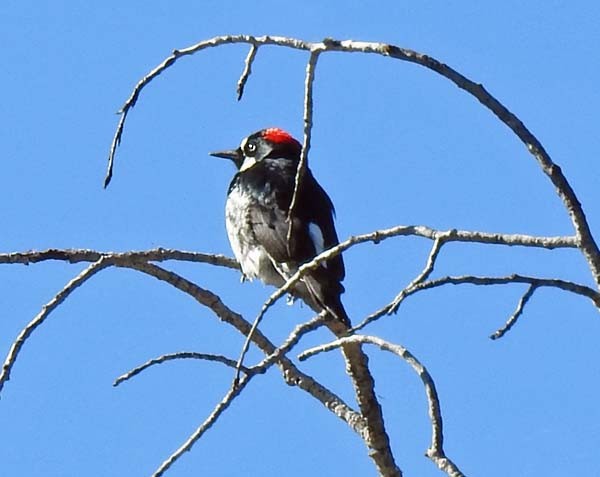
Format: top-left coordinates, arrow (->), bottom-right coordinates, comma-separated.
308,222 -> 327,268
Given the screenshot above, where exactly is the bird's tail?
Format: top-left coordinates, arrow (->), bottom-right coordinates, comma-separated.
301,274 -> 350,329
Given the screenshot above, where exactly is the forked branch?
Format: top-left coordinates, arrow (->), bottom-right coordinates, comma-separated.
300,334 -> 465,477
3,33 -> 599,477
0,258 -> 110,395
103,34 -> 600,288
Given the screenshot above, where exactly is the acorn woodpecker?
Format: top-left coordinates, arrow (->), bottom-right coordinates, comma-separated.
211,127 -> 350,326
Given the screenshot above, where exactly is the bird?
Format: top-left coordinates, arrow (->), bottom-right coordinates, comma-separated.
211,130 -> 398,470
210,127 -> 350,327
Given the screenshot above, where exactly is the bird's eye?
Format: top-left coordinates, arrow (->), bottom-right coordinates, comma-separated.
245,141 -> 257,156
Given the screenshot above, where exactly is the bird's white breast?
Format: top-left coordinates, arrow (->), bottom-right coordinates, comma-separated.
225,183 -> 283,285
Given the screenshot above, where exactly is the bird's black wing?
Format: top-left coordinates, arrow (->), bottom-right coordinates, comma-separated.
244,165 -> 349,324
297,169 -> 345,283
243,163 -> 342,271
246,198 -> 311,265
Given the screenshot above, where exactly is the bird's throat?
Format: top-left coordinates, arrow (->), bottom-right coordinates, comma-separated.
239,156 -> 257,172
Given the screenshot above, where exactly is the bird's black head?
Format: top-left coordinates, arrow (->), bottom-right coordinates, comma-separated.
210,128 -> 302,171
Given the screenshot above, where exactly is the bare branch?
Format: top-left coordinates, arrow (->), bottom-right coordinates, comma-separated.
248,226 -> 580,337
117,260 -> 374,473
0,248 -> 239,270
0,258 -> 110,396
151,316 -> 329,477
233,219 -> 416,475
286,49 -> 321,249
114,352 -> 251,387
353,239 -> 445,331
299,335 -> 465,477
236,42 -> 258,100
361,274 -> 598,337
326,226 -> 576,254
103,34 -> 600,287
333,333 -> 401,476
104,110 -> 127,187
17,32 -> 600,473
415,238 -> 444,283
220,220 -> 593,476
410,274 -> 600,307
122,261 -> 366,431
152,374 -> 251,477
232,298 -> 273,384
249,312 -> 327,375
490,285 -> 537,340
1,228 -> 573,269
390,238 -> 444,311
234,312 -> 326,383
1,224 -> 591,406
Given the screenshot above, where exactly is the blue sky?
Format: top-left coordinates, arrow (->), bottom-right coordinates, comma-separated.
1,1 -> 600,476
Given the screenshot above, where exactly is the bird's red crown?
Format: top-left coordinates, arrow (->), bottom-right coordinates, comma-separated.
261,128 -> 300,147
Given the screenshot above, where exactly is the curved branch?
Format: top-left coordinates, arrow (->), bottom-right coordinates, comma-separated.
153,373 -> 251,477
120,317 -> 330,476
103,34 -> 599,288
114,351 -> 252,387
299,335 -> 465,477
2,223 -> 589,365
237,313 -> 326,381
490,285 -> 537,340
375,273 -> 600,339
0,258 -> 110,396
411,274 -> 600,307
122,261 -> 366,430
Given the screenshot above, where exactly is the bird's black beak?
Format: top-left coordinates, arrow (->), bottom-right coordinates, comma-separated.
210,148 -> 243,170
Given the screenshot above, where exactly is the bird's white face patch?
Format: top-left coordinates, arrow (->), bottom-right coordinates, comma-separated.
239,136 -> 257,171
239,156 -> 257,171
308,223 -> 326,267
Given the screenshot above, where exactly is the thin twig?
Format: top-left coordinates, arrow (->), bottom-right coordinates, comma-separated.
358,273 -> 599,335
373,273 -> 600,332
286,49 -> 321,249
411,274 -> 600,307
237,42 -> 258,100
231,291 -> 324,386
232,298 -> 271,385
490,285 -> 537,340
0,258 -> 110,396
152,374 -> 251,477
390,238 -> 445,312
249,312 -> 327,375
299,335 -> 465,477
114,351 -> 252,387
351,238 -> 445,332
104,111 -> 127,187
